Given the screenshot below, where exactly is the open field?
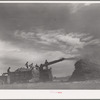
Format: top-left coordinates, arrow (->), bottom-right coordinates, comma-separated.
0,80 -> 100,89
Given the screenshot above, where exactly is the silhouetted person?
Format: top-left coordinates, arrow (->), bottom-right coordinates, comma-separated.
35,64 -> 39,70
29,63 -> 33,69
39,64 -> 43,71
45,59 -> 48,69
7,67 -> 10,73
25,61 -> 28,68
39,64 -> 44,81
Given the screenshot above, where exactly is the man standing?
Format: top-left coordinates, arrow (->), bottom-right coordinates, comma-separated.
45,60 -> 48,69
25,61 -> 29,69
7,67 -> 11,84
7,67 -> 11,73
35,64 -> 39,70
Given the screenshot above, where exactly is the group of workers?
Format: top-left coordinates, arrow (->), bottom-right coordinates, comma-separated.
25,60 -> 49,71
7,60 -> 49,73
25,62 -> 34,69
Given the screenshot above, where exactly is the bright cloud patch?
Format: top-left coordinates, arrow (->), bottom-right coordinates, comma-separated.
70,3 -> 92,13
15,29 -> 100,56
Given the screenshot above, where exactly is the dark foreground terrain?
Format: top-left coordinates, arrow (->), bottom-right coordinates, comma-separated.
0,80 -> 100,89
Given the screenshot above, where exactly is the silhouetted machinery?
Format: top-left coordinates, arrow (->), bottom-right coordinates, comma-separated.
0,57 -> 76,84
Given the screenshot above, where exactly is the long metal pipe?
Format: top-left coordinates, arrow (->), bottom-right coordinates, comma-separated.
42,57 -> 78,67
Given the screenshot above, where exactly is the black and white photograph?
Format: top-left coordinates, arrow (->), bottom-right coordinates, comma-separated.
0,2 -> 100,90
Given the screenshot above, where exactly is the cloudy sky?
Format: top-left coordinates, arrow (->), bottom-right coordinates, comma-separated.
0,3 -> 100,77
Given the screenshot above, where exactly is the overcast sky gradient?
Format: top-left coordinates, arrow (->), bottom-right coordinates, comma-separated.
0,3 -> 100,76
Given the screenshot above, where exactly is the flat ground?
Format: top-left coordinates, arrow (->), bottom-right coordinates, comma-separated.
0,80 -> 100,89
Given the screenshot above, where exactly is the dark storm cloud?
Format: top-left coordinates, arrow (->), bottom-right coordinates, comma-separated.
0,3 -> 72,51
0,3 -> 71,31
67,4 -> 100,63
1,3 -> 100,44
71,4 -> 100,38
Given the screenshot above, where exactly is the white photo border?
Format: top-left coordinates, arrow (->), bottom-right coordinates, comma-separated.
0,1 -> 100,99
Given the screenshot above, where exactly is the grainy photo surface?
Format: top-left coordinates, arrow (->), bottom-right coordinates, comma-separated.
0,3 -> 100,89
